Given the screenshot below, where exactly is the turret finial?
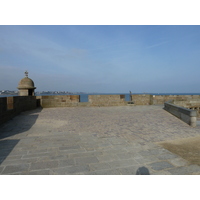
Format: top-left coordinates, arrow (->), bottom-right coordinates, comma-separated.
25,71 -> 28,77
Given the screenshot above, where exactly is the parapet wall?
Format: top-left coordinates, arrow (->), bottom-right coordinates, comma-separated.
131,94 -> 200,105
152,95 -> 200,105
173,99 -> 200,117
36,94 -> 127,108
164,101 -> 197,127
131,94 -> 153,105
16,94 -> 200,108
88,95 -> 126,106
38,94 -> 196,107
0,96 -> 37,125
36,95 -> 80,108
1,94 -> 200,125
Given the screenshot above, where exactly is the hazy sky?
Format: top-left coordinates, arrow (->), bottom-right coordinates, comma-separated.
1,25 -> 200,93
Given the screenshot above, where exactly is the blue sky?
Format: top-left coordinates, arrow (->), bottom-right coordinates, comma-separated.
1,25 -> 200,93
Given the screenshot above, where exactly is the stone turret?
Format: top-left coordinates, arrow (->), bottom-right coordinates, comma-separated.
18,71 -> 36,96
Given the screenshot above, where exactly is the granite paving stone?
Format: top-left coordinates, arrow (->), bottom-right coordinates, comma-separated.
148,161 -> 175,171
168,157 -> 189,167
168,165 -> 200,175
22,152 -> 51,159
97,154 -> 119,162
134,155 -> 160,164
52,165 -> 90,175
27,149 -> 49,154
167,166 -> 191,175
151,170 -> 172,175
1,164 -> 30,174
1,157 -> 38,166
118,165 -> 141,175
116,152 -> 136,160
157,153 -> 179,160
107,159 -> 139,169
89,162 -> 111,171
85,168 -> 121,175
1,105 -> 200,175
58,148 -> 86,154
68,151 -> 103,159
58,159 -> 75,167
0,166 -> 5,174
30,160 -> 59,170
75,156 -> 99,165
1,155 -> 22,161
148,148 -> 170,155
59,145 -> 81,151
20,169 -> 53,175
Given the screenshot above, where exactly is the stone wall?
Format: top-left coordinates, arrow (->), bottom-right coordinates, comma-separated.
131,94 -> 153,105
36,94 -> 200,107
1,94 -> 200,125
164,101 -> 197,127
0,96 -> 37,125
88,95 -> 126,106
130,94 -> 200,105
173,99 -> 200,117
36,95 -> 80,108
36,95 -> 127,107
152,95 -> 200,105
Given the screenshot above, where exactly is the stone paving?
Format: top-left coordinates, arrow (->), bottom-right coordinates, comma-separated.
0,105 -> 200,175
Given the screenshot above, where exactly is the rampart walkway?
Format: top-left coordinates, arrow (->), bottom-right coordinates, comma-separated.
0,105 -> 200,175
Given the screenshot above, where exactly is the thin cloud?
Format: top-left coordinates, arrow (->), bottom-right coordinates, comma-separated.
146,41 -> 169,49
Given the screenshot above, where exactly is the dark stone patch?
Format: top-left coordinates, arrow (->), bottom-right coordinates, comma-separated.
149,161 -> 174,171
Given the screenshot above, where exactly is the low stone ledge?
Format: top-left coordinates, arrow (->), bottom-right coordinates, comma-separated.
164,101 -> 197,127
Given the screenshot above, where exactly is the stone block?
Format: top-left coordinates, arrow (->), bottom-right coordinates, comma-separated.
30,160 -> 59,170
2,164 -> 30,174
89,162 -> 111,171
148,161 -> 174,171
75,156 -> 99,165
52,165 -> 90,175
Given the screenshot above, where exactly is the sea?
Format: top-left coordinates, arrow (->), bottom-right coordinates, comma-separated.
1,93 -> 200,103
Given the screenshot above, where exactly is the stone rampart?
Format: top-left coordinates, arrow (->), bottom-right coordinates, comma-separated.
37,95 -> 127,107
1,94 -> 200,125
36,95 -> 80,108
131,94 -> 153,105
130,94 -> 200,105
164,100 -> 197,127
88,95 -> 126,106
173,99 -> 200,117
152,95 -> 200,105
0,96 -> 37,125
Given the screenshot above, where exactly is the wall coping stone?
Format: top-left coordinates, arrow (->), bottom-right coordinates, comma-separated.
165,101 -> 197,117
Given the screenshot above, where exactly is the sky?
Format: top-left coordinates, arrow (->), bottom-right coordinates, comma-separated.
1,25 -> 200,93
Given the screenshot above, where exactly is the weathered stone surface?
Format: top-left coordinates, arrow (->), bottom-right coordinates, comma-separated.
85,168 -> 121,175
89,162 -> 111,171
88,95 -> 126,106
52,165 -> 90,175
2,164 -> 30,174
148,161 -> 174,171
1,105 -> 200,175
30,161 -> 58,170
0,166 -> 5,174
75,156 -> 99,165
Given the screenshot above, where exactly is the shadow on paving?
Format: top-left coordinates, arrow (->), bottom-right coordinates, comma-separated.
136,166 -> 150,175
0,140 -> 20,165
0,108 -> 43,140
0,108 -> 43,165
